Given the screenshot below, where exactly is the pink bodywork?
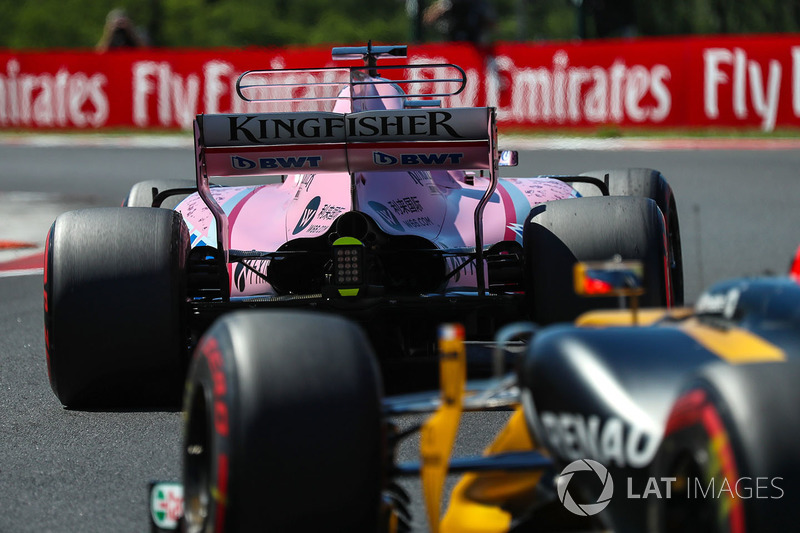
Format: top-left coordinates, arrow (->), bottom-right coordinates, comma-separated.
178,76 -> 578,296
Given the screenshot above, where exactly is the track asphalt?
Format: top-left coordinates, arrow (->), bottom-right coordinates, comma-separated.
1,141 -> 799,531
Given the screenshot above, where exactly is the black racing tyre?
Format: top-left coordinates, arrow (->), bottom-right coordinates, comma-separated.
524,196 -> 671,324
182,310 -> 384,533
123,179 -> 197,209
578,168 -> 683,304
44,207 -> 189,408
650,361 -> 800,532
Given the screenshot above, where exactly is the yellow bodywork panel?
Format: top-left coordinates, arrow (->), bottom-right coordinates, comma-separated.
576,307 -> 693,327
576,308 -> 784,363
441,408 -> 541,533
421,325 -> 466,533
677,318 -> 786,364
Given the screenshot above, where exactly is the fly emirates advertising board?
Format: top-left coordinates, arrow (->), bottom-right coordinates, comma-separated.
0,35 -> 799,132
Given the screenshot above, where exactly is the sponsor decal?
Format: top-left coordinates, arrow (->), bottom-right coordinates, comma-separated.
299,174 -> 315,192
507,223 -> 525,238
540,412 -> 658,469
231,156 -> 256,170
373,151 -> 398,165
317,204 -> 346,221
292,196 -> 321,234
372,151 -> 464,166
304,224 -> 329,235
695,287 -> 741,318
367,201 -> 404,232
409,171 -> 433,186
150,482 -> 184,530
406,216 -> 434,228
233,259 -> 269,292
226,110 -> 465,143
388,196 -> 424,215
557,459 -> 614,516
230,155 -> 321,170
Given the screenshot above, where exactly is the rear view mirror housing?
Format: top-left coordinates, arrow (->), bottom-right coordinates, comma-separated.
498,150 -> 518,167
574,259 -> 644,298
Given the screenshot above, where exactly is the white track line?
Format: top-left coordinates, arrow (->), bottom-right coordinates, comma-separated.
0,268 -> 43,278
0,134 -> 192,149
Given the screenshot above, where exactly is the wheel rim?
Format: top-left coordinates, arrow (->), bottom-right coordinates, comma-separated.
184,384 -> 212,532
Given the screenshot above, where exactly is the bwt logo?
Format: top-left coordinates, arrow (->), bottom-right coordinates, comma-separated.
373,152 -> 398,165
231,155 -> 322,170
372,151 -> 464,166
231,156 -> 257,170
557,459 -> 614,516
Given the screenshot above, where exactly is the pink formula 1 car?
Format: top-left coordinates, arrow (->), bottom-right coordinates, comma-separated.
44,44 -> 682,408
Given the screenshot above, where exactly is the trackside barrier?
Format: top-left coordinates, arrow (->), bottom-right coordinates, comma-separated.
2,35 -> 800,131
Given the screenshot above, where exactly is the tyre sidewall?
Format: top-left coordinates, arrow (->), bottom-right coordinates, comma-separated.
183,328 -> 238,533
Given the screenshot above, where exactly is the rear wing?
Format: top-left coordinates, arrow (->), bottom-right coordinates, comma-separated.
192,43 -> 499,295
195,107 -> 495,176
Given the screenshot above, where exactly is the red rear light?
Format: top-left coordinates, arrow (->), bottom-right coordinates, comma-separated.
791,244 -> 800,283
583,277 -> 613,295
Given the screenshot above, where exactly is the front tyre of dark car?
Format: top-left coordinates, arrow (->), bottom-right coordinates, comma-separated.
182,310 -> 385,532
651,361 -> 800,533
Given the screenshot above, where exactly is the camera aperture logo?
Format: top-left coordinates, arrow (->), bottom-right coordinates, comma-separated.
557,459 -> 614,516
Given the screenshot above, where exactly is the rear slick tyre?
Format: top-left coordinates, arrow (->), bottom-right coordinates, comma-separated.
524,196 -> 672,324
578,168 -> 683,304
44,207 -> 189,408
182,310 -> 384,533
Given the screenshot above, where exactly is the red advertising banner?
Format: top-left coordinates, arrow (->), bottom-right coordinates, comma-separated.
0,35 -> 799,132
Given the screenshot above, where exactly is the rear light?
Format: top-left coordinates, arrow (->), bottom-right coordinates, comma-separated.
790,244 -> 800,283
331,237 -> 365,297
